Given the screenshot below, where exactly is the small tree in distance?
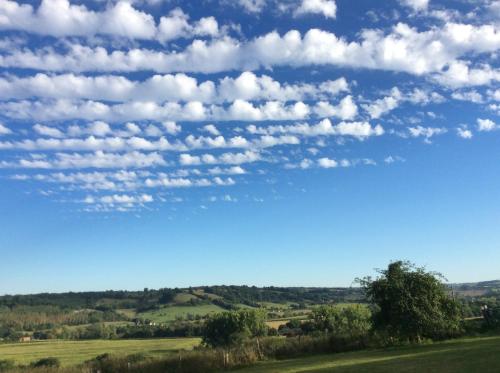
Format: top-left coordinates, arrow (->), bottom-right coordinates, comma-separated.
358,260 -> 462,342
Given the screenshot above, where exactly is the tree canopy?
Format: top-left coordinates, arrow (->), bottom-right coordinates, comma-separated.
202,309 -> 267,348
311,304 -> 372,338
359,261 -> 462,341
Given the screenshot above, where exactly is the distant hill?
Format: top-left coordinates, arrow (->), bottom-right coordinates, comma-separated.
1,281 -> 499,342
0,286 -> 365,311
450,280 -> 500,298
1,280 -> 499,310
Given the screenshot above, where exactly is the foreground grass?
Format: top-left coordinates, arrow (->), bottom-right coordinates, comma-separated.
0,338 -> 200,366
235,336 -> 500,373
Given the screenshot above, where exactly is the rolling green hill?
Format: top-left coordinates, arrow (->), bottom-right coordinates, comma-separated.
138,304 -> 226,323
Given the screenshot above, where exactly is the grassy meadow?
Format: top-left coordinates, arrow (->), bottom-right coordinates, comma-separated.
235,336 -> 500,373
0,338 -> 200,366
138,304 -> 225,323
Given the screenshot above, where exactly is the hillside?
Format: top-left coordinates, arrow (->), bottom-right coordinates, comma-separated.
0,285 -> 365,309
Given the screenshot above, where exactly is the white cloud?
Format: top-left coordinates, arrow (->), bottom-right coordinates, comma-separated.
144,125 -> 162,137
214,178 -> 236,186
0,122 -> 12,135
408,125 -> 447,142
203,124 -> 220,136
157,8 -> 219,43
295,0 -> 337,19
384,155 -> 405,164
451,90 -> 483,103
0,151 -> 166,169
487,89 -> 500,102
0,126 -> 305,153
318,157 -> 338,168
218,72 -> 349,103
88,121 -> 112,137
146,175 -> 236,189
208,166 -> 246,175
406,88 -> 445,105
363,88 -> 402,119
92,193 -> 154,205
0,136 -> 169,152
145,176 -> 196,188
363,87 -> 444,119
456,127 -> 473,139
313,95 -> 358,120
0,72 -> 212,103
288,156 -> 374,169
433,61 -> 500,88
179,150 -> 260,166
0,0 -> 156,39
2,23 -> 498,80
0,99 -> 313,122
24,170 -> 141,191
0,0 -> 220,42
33,124 -> 64,138
247,118 -> 384,140
398,0 -> 429,12
300,158 -> 313,169
477,118 -> 498,132
236,0 -> 266,13
67,122 -> 115,137
179,153 -> 201,166
15,169 -> 241,193
162,121 -> 182,135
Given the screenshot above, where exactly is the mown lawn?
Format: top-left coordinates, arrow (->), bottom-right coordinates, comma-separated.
0,338 -> 201,366
235,336 -> 500,373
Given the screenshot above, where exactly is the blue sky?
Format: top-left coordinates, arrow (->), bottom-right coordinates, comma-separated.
0,0 -> 499,294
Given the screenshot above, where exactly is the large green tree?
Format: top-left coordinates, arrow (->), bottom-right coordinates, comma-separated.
359,261 -> 462,342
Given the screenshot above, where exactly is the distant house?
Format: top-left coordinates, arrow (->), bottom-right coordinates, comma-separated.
19,336 -> 31,343
131,318 -> 156,326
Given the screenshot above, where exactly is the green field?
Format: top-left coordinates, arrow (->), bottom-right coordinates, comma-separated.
235,336 -> 500,372
139,304 -> 225,323
172,293 -> 199,304
0,338 -> 200,366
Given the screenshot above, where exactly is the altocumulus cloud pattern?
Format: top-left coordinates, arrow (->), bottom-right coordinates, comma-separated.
0,0 -> 499,213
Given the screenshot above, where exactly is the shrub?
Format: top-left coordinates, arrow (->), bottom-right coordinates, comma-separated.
30,357 -> 60,368
202,309 -> 267,348
125,352 -> 147,364
310,304 -> 372,338
86,354 -> 125,373
0,360 -> 15,372
483,305 -> 500,329
260,334 -> 369,360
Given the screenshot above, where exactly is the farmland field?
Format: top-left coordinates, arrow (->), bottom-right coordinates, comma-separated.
235,336 -> 500,373
139,304 -> 225,323
0,338 -> 201,366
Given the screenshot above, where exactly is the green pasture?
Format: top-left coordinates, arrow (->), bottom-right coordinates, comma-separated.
0,338 -> 200,367
235,336 -> 500,373
138,304 -> 225,323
